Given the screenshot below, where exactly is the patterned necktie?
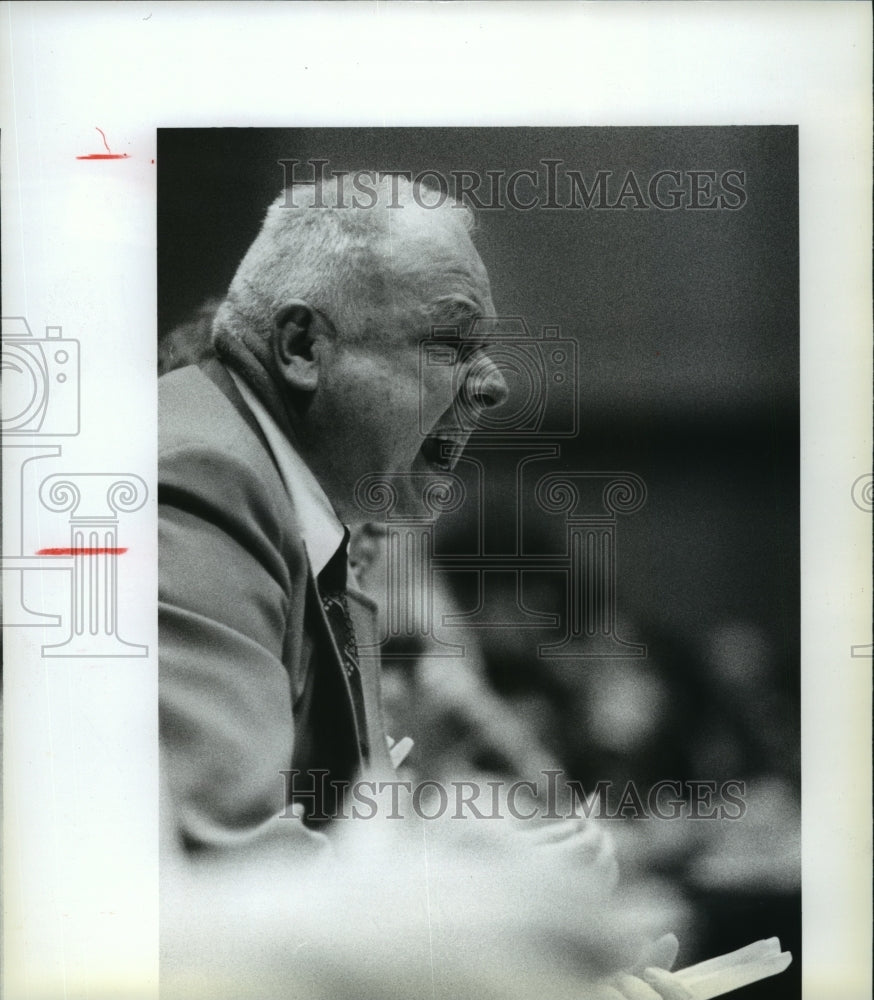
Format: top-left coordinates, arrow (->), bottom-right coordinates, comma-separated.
318,535 -> 370,764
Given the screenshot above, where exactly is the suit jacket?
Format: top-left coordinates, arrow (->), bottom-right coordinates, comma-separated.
159,360 -> 392,856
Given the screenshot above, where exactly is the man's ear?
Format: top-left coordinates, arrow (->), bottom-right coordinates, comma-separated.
271,301 -> 320,392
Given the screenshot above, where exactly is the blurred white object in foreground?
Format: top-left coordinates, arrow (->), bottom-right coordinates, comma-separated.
673,937 -> 792,999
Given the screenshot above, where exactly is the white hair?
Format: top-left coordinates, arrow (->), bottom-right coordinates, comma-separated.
212,173 -> 475,348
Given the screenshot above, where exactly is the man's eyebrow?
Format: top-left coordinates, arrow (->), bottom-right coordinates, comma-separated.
426,327 -> 489,350
461,338 -> 495,357
429,333 -> 494,360
427,294 -> 482,326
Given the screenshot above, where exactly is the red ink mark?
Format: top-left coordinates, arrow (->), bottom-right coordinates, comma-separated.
76,127 -> 130,160
37,548 -> 128,556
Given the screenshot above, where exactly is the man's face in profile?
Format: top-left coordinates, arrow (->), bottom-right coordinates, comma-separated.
316,207 -> 509,519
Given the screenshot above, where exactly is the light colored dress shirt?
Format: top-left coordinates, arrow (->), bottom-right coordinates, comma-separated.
229,369 -> 412,769
229,369 -> 344,577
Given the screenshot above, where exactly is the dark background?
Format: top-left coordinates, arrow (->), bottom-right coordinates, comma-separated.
158,127 -> 800,995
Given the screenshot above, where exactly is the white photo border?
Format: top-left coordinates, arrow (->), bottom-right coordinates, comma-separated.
2,2 -> 870,998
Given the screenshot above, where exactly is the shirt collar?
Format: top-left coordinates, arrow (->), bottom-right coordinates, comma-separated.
229,368 -> 345,577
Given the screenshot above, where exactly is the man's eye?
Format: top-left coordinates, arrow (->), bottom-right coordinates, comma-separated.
458,342 -> 490,364
423,340 -> 489,369
451,344 -> 482,367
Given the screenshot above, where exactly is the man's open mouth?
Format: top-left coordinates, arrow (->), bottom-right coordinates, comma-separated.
415,432 -> 466,473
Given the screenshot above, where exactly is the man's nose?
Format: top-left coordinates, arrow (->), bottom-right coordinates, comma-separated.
464,355 -> 509,409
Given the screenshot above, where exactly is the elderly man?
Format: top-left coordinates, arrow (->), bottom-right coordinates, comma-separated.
159,175 -> 510,854
159,175 -> 698,1000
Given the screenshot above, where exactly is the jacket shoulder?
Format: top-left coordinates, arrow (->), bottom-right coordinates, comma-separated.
160,364 -> 258,454
158,364 -> 302,574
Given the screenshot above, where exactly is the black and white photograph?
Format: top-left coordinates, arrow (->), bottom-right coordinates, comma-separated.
156,124 -> 800,1000
1,5 -> 870,1000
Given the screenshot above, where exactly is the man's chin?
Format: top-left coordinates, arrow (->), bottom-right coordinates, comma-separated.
410,451 -> 449,476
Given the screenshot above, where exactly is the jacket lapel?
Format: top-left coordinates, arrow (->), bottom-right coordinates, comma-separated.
203,356 -> 392,780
